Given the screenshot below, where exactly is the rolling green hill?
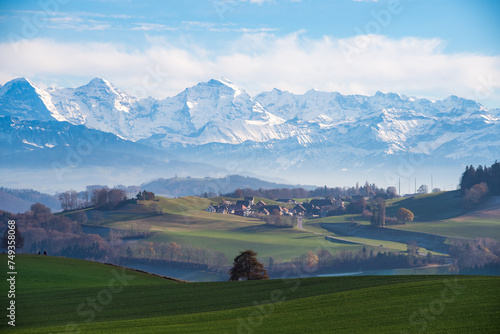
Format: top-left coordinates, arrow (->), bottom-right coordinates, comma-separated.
52,191 -> 500,283
385,190 -> 465,221
385,192 -> 500,240
68,196 -> 369,262
1,255 -> 498,333
306,191 -> 500,243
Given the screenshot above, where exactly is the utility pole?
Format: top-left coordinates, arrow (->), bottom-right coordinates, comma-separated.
431,175 -> 433,191
399,178 -> 401,197
415,178 -> 416,194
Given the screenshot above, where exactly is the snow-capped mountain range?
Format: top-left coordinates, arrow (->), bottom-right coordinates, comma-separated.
1,77 -> 499,189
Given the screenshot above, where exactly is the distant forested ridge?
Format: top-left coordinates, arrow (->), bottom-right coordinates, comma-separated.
0,187 -> 60,213
142,175 -> 316,198
222,181 -> 398,200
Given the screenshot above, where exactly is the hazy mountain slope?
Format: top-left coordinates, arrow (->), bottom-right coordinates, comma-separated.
0,77 -> 498,188
140,174 -> 315,197
0,188 -> 60,213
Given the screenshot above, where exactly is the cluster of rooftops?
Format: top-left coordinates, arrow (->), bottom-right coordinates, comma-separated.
206,196 -> 344,218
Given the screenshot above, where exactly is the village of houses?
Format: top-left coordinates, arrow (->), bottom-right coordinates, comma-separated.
206,197 -> 345,218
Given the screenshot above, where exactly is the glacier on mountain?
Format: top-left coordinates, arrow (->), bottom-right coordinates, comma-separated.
0,76 -> 499,189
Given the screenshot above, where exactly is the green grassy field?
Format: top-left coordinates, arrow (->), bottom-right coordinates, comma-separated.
77,197 -> 370,261
390,217 -> 500,241
302,215 -> 445,254
385,192 -> 500,241
385,190 -> 465,221
1,255 -> 498,333
64,192 -> 499,267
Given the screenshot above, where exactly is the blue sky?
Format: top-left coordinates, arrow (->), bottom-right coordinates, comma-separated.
0,0 -> 499,107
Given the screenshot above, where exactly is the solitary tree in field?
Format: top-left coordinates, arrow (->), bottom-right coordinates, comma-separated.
397,208 -> 414,224
229,250 -> 269,281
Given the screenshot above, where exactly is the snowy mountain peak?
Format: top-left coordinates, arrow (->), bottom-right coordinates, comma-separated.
88,77 -> 113,87
0,77 -> 36,96
1,77 -> 498,164
0,77 -> 59,121
305,88 -> 320,95
202,78 -> 244,96
217,78 -> 244,95
76,77 -> 124,97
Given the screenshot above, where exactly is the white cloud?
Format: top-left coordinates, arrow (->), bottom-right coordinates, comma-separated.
1,33 -> 499,108
242,0 -> 301,4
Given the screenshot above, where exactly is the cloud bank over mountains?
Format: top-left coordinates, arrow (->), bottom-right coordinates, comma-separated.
1,33 -> 499,109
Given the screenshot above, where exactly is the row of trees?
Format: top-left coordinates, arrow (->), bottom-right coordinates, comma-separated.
136,190 -> 155,200
312,243 -> 435,269
59,188 -> 127,211
460,161 -> 500,196
0,204 -> 113,261
122,240 -> 228,271
0,203 -> 229,270
264,245 -> 441,276
226,242 -> 441,281
449,237 -> 500,273
222,182 -> 401,201
365,198 -> 413,227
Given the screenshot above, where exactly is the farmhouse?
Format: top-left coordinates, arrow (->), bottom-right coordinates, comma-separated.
259,205 -> 283,215
255,200 -> 266,208
293,204 -> 307,216
206,204 -> 217,213
244,196 -> 255,206
234,204 -> 250,216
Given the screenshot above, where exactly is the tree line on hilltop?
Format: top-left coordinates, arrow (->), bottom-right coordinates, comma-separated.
459,161 -> 500,195
459,161 -> 500,208
0,204 -> 106,259
221,182 -> 400,201
0,203 -> 228,271
58,187 -> 128,211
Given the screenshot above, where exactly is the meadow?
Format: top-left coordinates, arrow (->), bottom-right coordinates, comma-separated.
77,196 -> 370,262
1,255 -> 498,333
306,191 -> 500,248
56,191 -> 500,282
